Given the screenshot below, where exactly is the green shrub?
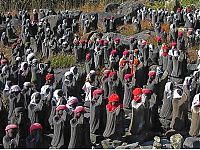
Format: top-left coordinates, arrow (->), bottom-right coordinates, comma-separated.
50,54 -> 76,69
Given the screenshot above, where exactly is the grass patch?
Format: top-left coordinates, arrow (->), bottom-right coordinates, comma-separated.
188,45 -> 199,63
0,44 -> 12,61
118,24 -> 137,36
80,0 -> 106,13
141,20 -> 153,31
50,54 -> 76,69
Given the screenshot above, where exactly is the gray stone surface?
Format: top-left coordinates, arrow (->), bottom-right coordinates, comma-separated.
183,137 -> 200,149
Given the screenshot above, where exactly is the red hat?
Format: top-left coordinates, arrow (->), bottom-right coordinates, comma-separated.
86,53 -> 91,61
111,50 -> 117,55
103,69 -> 111,75
30,123 -> 43,134
171,42 -> 177,47
45,73 -> 54,81
132,88 -> 142,96
156,36 -> 162,42
5,124 -> 17,131
142,89 -> 153,95
93,89 -> 104,97
148,71 -> 156,77
74,106 -> 85,113
108,93 -> 120,102
124,74 -> 133,80
98,39 -> 104,44
114,38 -> 120,43
178,32 -> 183,37
177,8 -> 181,12
163,45 -> 169,51
1,59 -> 8,65
104,40 -> 109,45
123,50 -> 129,56
109,71 -> 116,77
56,105 -> 67,111
187,8 -> 192,13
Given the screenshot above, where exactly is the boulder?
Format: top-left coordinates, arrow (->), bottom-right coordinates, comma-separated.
118,1 -> 144,17
105,3 -> 120,13
153,136 -> 162,149
98,12 -> 124,26
183,137 -> 200,149
170,134 -> 184,149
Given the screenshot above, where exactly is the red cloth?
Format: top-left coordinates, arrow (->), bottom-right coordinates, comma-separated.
45,73 -> 54,81
142,89 -> 153,95
123,50 -> 129,55
132,88 -> 142,96
93,89 -> 104,97
111,50 -> 117,55
171,42 -> 177,46
177,8 -> 181,12
133,95 -> 142,103
178,32 -> 183,37
134,59 -> 140,66
103,69 -> 111,75
30,123 -> 43,133
98,39 -> 104,44
56,105 -> 67,111
108,93 -> 120,102
5,124 -> 17,131
124,74 -> 133,80
86,53 -> 91,61
103,40 -> 108,45
142,40 -> 147,45
148,71 -> 156,77
163,45 -> 169,51
109,71 -> 116,77
162,52 -> 168,57
106,103 -> 123,112
79,40 -> 85,44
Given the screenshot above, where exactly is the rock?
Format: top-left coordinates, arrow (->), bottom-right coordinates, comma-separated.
105,3 -> 120,13
102,32 -> 129,45
139,145 -> 153,149
101,139 -> 113,149
118,1 -> 144,16
170,134 -> 184,149
125,142 -> 139,149
183,137 -> 200,149
112,140 -> 123,148
153,136 -> 162,149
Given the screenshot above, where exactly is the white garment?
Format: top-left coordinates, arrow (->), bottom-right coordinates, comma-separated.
191,94 -> 200,113
82,82 -> 92,102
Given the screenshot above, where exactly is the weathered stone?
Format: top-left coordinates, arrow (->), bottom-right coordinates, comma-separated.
101,139 -> 113,149
183,137 -> 200,149
170,134 -> 184,149
105,3 -> 120,13
153,136 -> 162,149
112,140 -> 123,148
125,142 -> 139,149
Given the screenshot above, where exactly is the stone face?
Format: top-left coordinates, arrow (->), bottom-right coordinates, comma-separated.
170,134 -> 184,149
125,142 -> 139,149
183,137 -> 200,149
